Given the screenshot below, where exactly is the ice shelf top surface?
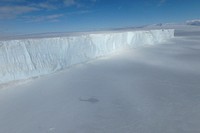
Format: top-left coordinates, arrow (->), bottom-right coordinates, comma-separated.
0,26 -> 176,41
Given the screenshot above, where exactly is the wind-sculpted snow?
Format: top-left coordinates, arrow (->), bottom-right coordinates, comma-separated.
0,29 -> 174,84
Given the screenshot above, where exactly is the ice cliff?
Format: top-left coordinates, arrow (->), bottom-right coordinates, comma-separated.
0,29 -> 174,84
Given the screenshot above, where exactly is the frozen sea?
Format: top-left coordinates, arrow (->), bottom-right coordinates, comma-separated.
0,27 -> 200,133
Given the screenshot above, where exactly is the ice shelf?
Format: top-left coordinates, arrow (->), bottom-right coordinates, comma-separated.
0,29 -> 174,84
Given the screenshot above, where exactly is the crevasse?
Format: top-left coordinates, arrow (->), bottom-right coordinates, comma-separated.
0,29 -> 174,84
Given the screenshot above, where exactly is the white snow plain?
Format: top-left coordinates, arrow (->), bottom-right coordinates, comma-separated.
0,26 -> 200,133
0,29 -> 174,84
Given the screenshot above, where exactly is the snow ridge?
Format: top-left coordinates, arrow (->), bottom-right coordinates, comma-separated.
0,29 -> 174,84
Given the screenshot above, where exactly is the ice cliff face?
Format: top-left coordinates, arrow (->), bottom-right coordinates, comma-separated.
0,29 -> 174,84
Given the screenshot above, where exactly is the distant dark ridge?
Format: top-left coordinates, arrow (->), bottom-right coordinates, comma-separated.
186,20 -> 200,26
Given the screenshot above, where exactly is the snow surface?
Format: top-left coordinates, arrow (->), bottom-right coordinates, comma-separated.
0,29 -> 174,84
0,26 -> 200,133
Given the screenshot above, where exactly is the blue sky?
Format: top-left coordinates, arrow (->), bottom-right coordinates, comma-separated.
0,0 -> 200,35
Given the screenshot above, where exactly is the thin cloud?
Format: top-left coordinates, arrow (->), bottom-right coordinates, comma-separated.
63,0 -> 77,7
0,0 -> 98,20
158,0 -> 167,6
67,10 -> 92,15
0,0 -> 25,2
30,2 -> 57,10
63,0 -> 97,8
90,0 -> 97,2
0,6 -> 40,19
25,14 -> 64,22
38,3 -> 57,10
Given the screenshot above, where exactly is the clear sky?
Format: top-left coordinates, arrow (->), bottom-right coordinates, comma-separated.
0,0 -> 200,35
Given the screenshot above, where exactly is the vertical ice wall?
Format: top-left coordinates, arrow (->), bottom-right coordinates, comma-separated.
0,29 -> 174,84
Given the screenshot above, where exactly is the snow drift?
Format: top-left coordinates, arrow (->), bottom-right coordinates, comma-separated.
0,29 -> 174,84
